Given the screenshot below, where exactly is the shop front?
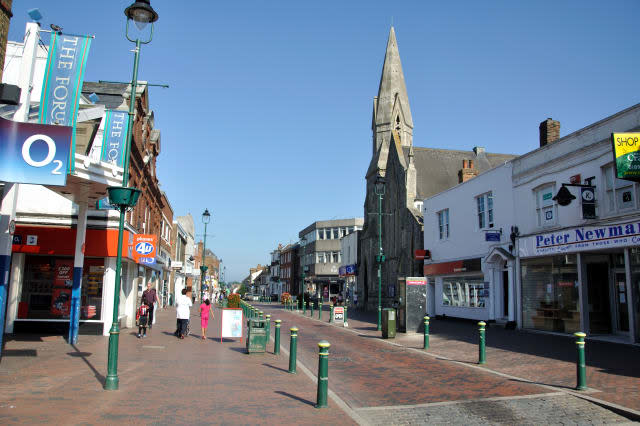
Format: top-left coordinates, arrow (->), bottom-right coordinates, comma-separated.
7,225 -> 134,335
425,257 -> 494,321
518,219 -> 640,343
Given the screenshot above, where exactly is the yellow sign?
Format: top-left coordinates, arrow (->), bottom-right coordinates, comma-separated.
611,133 -> 640,181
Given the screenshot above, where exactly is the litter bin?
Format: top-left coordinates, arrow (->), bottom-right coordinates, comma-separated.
382,308 -> 396,339
246,319 -> 267,353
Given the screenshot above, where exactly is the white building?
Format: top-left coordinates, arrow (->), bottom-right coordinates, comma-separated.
423,105 -> 640,344
422,162 -> 516,322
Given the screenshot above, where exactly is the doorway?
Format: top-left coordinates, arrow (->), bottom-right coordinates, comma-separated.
502,269 -> 509,317
586,262 -> 611,334
613,271 -> 630,332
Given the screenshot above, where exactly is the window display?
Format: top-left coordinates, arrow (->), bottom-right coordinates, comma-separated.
19,256 -> 104,321
521,254 -> 579,333
442,276 -> 486,308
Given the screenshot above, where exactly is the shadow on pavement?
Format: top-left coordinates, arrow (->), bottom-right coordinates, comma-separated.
274,390 -> 315,407
262,363 -> 289,373
3,349 -> 38,357
68,344 -> 104,386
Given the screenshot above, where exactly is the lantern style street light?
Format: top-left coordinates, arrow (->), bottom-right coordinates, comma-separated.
201,209 -> 211,301
374,174 -> 386,331
104,0 -> 159,391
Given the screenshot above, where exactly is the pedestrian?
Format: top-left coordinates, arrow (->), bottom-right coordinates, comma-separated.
142,282 -> 160,330
200,299 -> 214,340
136,300 -> 149,338
353,291 -> 358,308
176,288 -> 192,339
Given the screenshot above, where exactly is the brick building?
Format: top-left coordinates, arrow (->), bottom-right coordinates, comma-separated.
0,0 -> 12,81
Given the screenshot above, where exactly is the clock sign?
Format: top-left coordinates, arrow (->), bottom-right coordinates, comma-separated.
581,187 -> 596,219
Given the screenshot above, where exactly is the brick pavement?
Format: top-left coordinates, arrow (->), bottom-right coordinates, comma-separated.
257,302 -> 637,424
0,307 -> 354,425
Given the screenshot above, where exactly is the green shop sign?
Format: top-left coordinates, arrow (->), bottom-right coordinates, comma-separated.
611,132 -> 640,181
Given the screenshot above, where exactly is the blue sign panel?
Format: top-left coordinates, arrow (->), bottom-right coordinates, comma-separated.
139,256 -> 156,265
0,116 -> 73,185
100,110 -> 129,166
485,232 -> 501,242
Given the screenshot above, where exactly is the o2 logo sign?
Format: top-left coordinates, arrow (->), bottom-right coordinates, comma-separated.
0,117 -> 72,186
22,134 -> 64,175
135,242 -> 155,256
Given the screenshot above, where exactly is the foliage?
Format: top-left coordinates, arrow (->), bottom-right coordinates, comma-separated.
281,292 -> 291,303
237,284 -> 247,296
227,293 -> 241,308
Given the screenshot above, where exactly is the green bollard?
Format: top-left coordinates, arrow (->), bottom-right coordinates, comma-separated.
310,301 -> 314,317
423,316 -> 430,350
344,306 -> 348,327
303,297 -> 306,315
329,305 -> 334,323
288,327 -> 299,374
265,314 -> 271,343
274,320 -> 281,355
478,321 -> 486,364
318,302 -> 322,320
575,332 -> 587,390
316,341 -> 330,408
259,311 -> 264,320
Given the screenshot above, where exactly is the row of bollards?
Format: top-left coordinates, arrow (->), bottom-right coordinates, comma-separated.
420,316 -> 588,391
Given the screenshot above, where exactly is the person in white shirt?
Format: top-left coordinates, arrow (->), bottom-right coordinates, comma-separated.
176,288 -> 192,339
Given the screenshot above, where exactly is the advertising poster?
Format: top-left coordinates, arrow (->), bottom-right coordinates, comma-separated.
54,258 -> 74,288
0,116 -> 73,186
51,288 -> 71,316
220,309 -> 243,341
611,133 -> 640,181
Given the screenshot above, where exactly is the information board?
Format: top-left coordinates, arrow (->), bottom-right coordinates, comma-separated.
333,306 -> 345,326
220,308 -> 243,342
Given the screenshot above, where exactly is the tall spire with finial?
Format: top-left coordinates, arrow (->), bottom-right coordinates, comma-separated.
372,26 -> 413,155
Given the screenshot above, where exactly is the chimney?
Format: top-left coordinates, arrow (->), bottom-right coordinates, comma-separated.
539,118 -> 560,147
458,159 -> 478,183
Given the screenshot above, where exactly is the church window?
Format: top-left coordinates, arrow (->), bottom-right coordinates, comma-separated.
476,192 -> 494,229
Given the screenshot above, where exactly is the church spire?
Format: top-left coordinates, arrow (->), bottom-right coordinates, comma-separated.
372,26 -> 413,154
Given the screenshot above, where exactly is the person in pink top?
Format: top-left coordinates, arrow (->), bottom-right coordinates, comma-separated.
200,299 -> 214,340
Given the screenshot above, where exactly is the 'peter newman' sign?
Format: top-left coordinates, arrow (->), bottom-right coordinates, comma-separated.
520,221 -> 640,257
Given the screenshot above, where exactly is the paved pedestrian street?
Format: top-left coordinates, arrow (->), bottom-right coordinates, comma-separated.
0,304 -> 637,425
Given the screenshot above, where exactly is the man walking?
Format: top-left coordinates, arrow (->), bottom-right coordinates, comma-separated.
142,282 -> 160,329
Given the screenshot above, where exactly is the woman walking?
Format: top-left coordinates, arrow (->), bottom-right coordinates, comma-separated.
200,299 -> 214,340
176,288 -> 192,339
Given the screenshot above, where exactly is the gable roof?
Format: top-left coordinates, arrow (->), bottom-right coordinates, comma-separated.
403,147 -> 517,200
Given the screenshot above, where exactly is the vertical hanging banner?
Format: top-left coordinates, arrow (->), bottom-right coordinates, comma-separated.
38,32 -> 92,173
100,110 -> 129,166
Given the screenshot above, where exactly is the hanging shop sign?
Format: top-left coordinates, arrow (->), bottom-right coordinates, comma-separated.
39,32 -> 92,173
338,264 -> 357,277
99,110 -> 129,166
611,132 -> 640,182
133,234 -> 157,264
0,117 -> 73,186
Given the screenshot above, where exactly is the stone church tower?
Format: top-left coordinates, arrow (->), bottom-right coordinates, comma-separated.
358,28 -> 516,316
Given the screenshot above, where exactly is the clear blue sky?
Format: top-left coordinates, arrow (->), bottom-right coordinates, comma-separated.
8,1 -> 640,281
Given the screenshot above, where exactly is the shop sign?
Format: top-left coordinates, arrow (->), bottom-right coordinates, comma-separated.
26,235 -> 38,246
338,264 -> 357,277
0,117 -> 73,186
424,258 -> 482,276
171,261 -> 183,269
12,235 -> 22,245
521,220 -> 640,257
485,232 -> 501,242
406,277 -> 427,286
133,234 -> 157,264
611,132 -> 640,181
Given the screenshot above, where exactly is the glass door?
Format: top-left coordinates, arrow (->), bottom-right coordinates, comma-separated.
613,271 -> 629,333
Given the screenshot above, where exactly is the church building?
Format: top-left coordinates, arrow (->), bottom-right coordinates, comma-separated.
358,27 -> 516,315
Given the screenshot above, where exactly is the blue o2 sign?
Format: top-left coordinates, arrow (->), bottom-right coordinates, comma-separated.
0,116 -> 72,186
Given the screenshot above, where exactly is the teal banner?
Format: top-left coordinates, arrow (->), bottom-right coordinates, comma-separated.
38,32 -> 92,173
100,110 -> 129,167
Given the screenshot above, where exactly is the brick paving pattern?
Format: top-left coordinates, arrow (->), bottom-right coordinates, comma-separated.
0,307 -> 354,425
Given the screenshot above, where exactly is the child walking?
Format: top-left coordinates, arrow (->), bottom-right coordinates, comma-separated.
200,299 -> 214,340
137,300 -> 149,338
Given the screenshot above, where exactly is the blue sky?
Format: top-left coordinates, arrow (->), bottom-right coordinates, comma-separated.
8,1 -> 640,281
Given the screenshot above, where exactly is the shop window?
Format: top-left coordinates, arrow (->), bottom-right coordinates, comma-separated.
442,276 -> 486,308
535,184 -> 557,227
521,254 -> 579,334
438,209 -> 449,240
603,164 -> 637,213
476,192 -> 494,229
18,256 -> 104,321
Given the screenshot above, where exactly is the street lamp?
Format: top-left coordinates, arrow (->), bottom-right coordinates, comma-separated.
374,174 -> 386,331
201,208 -> 211,301
300,236 -> 306,314
105,0 -> 159,391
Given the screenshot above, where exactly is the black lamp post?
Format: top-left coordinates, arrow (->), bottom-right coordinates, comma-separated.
105,0 -> 159,391
374,174 -> 386,331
